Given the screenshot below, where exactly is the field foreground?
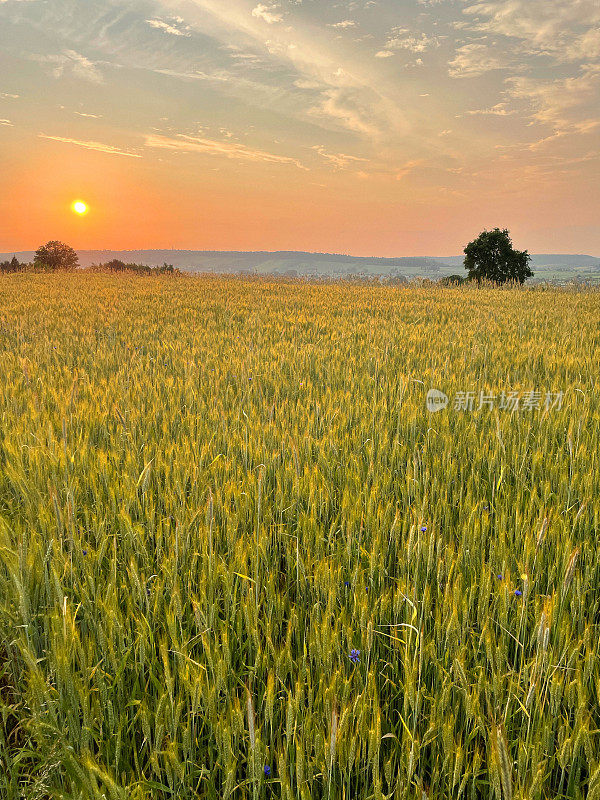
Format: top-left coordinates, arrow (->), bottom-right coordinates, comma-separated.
1,275 -> 600,799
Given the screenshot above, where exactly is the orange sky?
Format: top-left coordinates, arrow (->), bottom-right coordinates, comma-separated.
1,0 -> 598,256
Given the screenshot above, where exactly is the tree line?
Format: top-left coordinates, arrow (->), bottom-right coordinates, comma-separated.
2,229 -> 533,283
1,241 -> 181,275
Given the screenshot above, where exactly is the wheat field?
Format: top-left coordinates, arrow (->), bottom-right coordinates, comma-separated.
1,274 -> 599,799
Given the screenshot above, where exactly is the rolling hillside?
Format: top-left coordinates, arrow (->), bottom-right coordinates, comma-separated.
2,250 -> 599,281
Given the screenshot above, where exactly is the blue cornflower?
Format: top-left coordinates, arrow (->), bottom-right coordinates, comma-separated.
82,549 -> 88,556
496,574 -> 503,580
514,589 -> 523,597
420,525 -> 427,532
264,765 -> 271,778
344,581 -> 350,587
349,648 -> 360,664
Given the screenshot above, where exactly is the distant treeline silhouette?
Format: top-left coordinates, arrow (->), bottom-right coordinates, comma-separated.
0,256 -> 22,273
88,258 -> 181,275
1,242 -> 181,275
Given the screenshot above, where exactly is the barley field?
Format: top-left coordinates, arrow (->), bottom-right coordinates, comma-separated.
1,274 -> 599,800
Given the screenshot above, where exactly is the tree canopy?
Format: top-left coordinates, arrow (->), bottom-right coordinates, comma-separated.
464,228 -> 533,284
34,241 -> 79,272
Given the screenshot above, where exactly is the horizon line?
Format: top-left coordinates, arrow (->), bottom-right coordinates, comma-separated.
3,248 -> 600,260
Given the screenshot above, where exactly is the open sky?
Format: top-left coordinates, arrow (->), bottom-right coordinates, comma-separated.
0,0 -> 598,256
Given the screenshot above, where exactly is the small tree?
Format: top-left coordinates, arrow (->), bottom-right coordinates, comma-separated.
463,228 -> 532,284
34,241 -> 79,272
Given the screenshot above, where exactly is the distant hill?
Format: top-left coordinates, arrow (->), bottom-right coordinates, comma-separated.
431,254 -> 600,269
2,250 -> 599,280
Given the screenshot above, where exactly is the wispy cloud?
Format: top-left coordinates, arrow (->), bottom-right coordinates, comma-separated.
251,4 -> 283,24
460,0 -> 600,63
31,50 -> 103,83
0,118 -> 13,126
448,43 -> 511,77
311,144 -> 368,169
464,102 -> 516,116
146,18 -> 191,37
396,159 -> 424,180
157,0 -> 410,138
145,133 -> 305,168
308,87 -> 382,138
505,65 -> 600,128
39,134 -> 142,157
376,27 -> 440,59
330,20 -> 357,29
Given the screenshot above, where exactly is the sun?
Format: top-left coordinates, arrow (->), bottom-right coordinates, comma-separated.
71,200 -> 89,215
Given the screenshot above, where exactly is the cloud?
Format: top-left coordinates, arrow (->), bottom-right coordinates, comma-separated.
74,111 -> 103,118
155,0 -> 408,138
330,20 -> 357,29
387,31 -> 439,53
448,43 -> 509,77
465,102 -> 516,116
146,18 -> 191,37
460,0 -> 600,63
293,78 -> 322,89
505,65 -> 600,127
395,159 -> 423,180
376,27 -> 440,59
145,133 -> 305,168
0,119 -> 13,126
251,4 -> 283,24
448,1 -> 600,86
308,87 -> 382,138
570,28 -> 600,61
311,145 -> 369,169
0,92 -> 19,99
39,134 -> 142,157
31,50 -> 103,83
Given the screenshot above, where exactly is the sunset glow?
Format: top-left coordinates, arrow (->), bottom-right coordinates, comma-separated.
72,201 -> 88,216
0,0 -> 598,255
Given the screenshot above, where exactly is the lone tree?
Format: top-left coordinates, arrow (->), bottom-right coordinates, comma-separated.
464,228 -> 532,284
34,241 -> 79,272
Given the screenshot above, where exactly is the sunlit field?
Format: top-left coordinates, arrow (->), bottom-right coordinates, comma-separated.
1,274 -> 600,800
